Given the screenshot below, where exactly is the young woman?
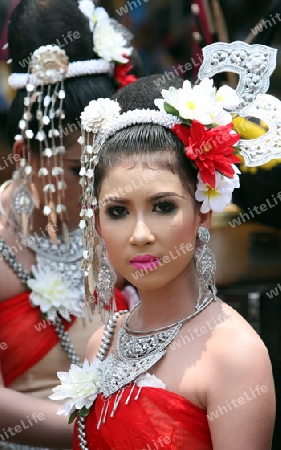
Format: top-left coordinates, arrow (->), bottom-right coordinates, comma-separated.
53,70 -> 276,449
0,0 -> 138,448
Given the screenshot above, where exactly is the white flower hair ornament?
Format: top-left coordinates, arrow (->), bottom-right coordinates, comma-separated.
78,0 -> 133,64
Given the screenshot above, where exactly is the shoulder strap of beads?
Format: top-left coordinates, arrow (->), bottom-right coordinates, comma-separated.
96,310 -> 128,361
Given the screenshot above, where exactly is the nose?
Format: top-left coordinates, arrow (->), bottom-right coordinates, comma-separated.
129,220 -> 155,247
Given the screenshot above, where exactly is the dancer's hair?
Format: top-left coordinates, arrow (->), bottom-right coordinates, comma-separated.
7,0 -> 118,147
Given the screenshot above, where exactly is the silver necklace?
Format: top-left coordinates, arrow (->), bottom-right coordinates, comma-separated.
77,291 -> 215,449
123,287 -> 214,334
100,290 -> 214,397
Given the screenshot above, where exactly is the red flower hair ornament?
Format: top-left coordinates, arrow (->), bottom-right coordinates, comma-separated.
172,121 -> 241,188
154,78 -> 242,212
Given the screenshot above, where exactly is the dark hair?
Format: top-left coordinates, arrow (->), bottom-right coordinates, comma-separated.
94,75 -> 199,201
6,0 -> 117,146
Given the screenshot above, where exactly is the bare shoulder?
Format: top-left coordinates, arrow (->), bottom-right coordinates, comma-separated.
85,325 -> 105,363
206,298 -> 274,414
204,300 -> 275,449
208,300 -> 270,369
0,221 -> 34,301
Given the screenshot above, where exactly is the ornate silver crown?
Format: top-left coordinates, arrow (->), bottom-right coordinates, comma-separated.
198,41 -> 281,167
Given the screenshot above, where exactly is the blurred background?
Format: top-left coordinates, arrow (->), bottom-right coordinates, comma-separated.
0,0 -> 281,448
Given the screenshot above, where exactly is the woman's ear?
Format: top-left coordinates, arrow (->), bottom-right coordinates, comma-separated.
12,140 -> 40,173
94,205 -> 102,237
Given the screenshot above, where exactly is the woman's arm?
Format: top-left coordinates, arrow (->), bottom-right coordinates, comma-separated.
207,328 -> 275,450
0,366 -> 73,448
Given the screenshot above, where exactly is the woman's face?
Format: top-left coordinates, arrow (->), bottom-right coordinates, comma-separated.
97,162 -> 210,291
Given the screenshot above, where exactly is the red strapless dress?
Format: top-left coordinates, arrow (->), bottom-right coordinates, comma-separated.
73,385 -> 213,450
0,288 -> 128,386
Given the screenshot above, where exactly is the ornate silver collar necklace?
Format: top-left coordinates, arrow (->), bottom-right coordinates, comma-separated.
100,290 -> 214,397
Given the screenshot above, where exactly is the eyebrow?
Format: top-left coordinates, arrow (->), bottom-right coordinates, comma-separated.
103,192 -> 186,204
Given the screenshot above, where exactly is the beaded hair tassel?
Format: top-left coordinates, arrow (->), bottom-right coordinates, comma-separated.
79,117 -> 109,317
17,45 -> 69,245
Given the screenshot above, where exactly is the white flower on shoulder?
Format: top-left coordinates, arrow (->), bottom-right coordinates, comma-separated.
216,85 -> 241,110
135,373 -> 166,390
93,12 -> 132,63
195,170 -> 239,213
49,358 -> 102,416
27,265 -> 83,322
81,98 -> 120,132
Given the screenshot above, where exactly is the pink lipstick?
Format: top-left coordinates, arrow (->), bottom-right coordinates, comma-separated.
130,254 -> 160,271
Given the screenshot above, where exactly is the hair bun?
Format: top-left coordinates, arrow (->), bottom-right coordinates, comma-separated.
8,0 -> 94,73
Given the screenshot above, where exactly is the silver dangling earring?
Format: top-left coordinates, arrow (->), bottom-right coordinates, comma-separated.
11,179 -> 34,238
195,226 -> 216,300
96,238 -> 117,320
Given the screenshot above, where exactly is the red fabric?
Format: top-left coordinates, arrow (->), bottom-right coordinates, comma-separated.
73,386 -> 213,450
0,288 -> 128,387
113,287 -> 128,311
0,291 -> 75,387
93,287 -> 129,312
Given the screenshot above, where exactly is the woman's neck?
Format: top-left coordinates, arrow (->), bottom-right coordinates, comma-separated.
130,264 -> 200,332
